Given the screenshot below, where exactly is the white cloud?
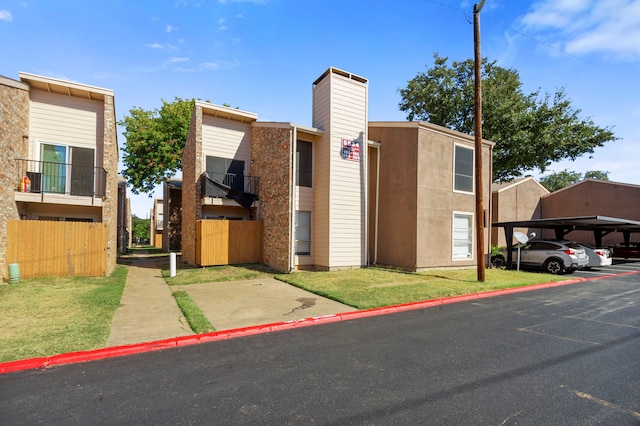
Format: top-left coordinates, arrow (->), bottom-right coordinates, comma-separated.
0,10 -> 13,21
145,43 -> 177,51
166,25 -> 177,33
200,60 -> 239,71
167,56 -> 189,63
521,0 -> 640,60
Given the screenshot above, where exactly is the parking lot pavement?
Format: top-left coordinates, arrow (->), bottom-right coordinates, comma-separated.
571,259 -> 640,278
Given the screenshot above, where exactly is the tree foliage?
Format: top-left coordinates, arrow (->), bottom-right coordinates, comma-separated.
399,54 -> 618,182
131,215 -> 150,241
539,169 -> 610,192
119,97 -> 195,194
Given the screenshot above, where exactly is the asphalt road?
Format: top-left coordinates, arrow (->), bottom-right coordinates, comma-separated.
1,273 -> 639,425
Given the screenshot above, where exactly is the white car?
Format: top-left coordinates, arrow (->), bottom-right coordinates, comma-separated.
578,244 -> 613,268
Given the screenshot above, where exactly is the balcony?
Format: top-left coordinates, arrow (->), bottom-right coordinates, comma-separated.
201,171 -> 259,209
15,159 -> 107,205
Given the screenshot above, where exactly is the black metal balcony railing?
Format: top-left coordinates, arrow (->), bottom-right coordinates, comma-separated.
15,159 -> 107,198
201,171 -> 259,209
201,171 -> 259,196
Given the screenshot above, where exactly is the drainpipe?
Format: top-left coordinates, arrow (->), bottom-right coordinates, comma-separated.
289,126 -> 297,273
374,142 -> 380,265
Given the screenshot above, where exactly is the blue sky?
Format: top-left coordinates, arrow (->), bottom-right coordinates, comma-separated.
1,0 -> 639,218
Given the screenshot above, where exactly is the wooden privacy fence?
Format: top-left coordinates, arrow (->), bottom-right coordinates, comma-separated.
196,220 -> 263,266
6,220 -> 107,278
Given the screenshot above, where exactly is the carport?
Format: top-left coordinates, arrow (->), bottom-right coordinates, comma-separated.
493,215 -> 640,267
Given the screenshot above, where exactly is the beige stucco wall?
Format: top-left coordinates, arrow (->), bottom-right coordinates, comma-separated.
541,180 -> 640,245
491,177 -> 548,248
368,126 -> 418,269
369,122 -> 493,271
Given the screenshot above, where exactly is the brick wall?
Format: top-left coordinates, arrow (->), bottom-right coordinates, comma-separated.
181,105 -> 202,264
167,186 -> 182,251
102,94 -> 118,274
0,78 -> 30,281
251,126 -> 293,272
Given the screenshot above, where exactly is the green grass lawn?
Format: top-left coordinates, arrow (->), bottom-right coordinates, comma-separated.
157,260 -> 566,310
0,267 -> 127,363
161,262 -> 278,286
173,291 -> 215,333
276,267 -> 567,309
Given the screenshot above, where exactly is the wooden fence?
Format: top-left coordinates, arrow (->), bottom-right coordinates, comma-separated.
196,220 -> 263,266
6,220 -> 107,278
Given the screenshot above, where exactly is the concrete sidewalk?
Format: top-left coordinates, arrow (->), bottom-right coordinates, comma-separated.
107,254 -> 192,347
182,278 -> 357,331
108,253 -> 356,347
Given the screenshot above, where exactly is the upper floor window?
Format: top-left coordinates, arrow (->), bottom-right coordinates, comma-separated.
454,145 -> 473,193
296,140 -> 312,187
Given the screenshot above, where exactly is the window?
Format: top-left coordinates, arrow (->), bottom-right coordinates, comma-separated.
206,156 -> 245,191
295,211 -> 311,255
454,145 -> 473,193
296,140 -> 312,187
453,213 -> 473,260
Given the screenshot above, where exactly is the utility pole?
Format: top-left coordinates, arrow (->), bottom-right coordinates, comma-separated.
474,0 -> 486,282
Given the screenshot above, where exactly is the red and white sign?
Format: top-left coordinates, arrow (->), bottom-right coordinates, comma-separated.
341,139 -> 360,161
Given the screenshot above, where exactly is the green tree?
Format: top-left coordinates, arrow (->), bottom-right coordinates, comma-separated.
539,169 -> 610,192
399,54 -> 618,182
584,170 -> 610,181
119,97 -> 195,194
131,215 -> 150,242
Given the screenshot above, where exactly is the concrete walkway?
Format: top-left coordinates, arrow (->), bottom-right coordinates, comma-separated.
182,277 -> 357,331
108,253 -> 356,347
107,254 -> 192,347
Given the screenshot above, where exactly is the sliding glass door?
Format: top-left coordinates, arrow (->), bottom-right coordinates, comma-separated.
40,144 -> 95,195
40,144 -> 66,194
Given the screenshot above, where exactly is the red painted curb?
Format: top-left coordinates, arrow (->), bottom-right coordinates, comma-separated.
1,270 -> 638,375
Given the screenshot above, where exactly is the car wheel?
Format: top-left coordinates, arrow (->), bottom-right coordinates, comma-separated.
544,258 -> 566,274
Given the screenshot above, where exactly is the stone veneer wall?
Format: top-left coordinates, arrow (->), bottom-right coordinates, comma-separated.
0,78 -> 30,281
166,186 -> 182,252
102,94 -> 119,274
251,126 -> 293,273
181,105 -> 203,264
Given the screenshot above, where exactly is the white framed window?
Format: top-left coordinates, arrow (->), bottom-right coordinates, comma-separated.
453,144 -> 474,193
295,210 -> 311,255
452,212 -> 473,260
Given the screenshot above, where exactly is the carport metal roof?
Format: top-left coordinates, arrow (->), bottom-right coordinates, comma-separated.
493,216 -> 640,265
494,215 -> 640,236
